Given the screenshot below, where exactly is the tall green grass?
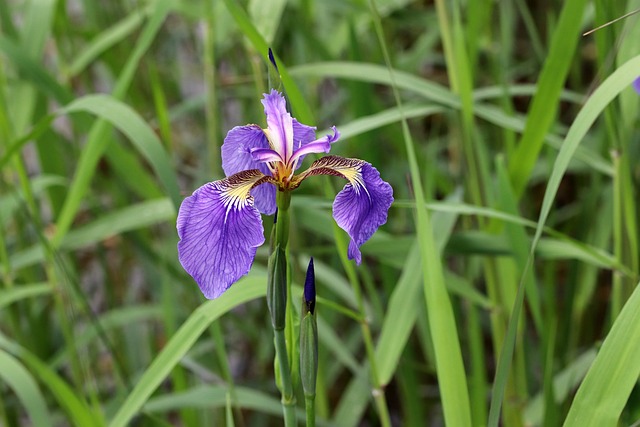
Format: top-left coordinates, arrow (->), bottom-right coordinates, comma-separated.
1,0 -> 640,425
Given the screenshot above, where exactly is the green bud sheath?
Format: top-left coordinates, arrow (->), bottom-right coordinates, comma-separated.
300,310 -> 318,398
267,244 -> 287,331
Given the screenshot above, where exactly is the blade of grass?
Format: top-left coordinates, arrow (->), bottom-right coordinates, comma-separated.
66,7 -> 148,78
61,94 -> 181,209
221,0 -> 313,123
107,275 -> 266,427
507,0 -> 588,196
489,52 -> 640,427
375,191 -> 462,385
0,349 -> 52,427
563,280 -> 640,426
0,334 -> 100,427
368,0 -> 472,425
52,0 -> 174,247
0,283 -> 51,309
291,62 -> 612,176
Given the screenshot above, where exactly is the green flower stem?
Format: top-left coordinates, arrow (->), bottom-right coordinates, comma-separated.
270,190 -> 296,427
275,190 -> 291,246
300,312 -> 318,427
305,396 -> 315,427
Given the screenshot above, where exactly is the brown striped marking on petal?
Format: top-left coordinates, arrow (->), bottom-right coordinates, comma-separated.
290,155 -> 367,191
219,169 -> 276,212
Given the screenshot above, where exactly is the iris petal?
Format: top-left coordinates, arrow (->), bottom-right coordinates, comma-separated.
262,90 -> 294,160
634,77 -> 640,95
291,119 -> 318,167
290,126 -> 341,165
295,155 -> 393,264
177,170 -> 274,299
222,124 -> 276,214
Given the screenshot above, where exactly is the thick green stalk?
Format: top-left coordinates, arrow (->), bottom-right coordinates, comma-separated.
269,190 -> 296,427
305,397 -> 315,427
300,310 -> 317,426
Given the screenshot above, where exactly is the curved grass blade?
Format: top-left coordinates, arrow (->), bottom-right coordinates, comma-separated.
0,283 -> 51,309
61,95 -> 181,209
0,349 -> 52,427
52,0 -> 173,246
292,62 -> 612,176
532,55 -> 640,255
0,37 -> 73,105
108,275 -> 266,427
490,54 -> 640,427
0,334 -> 99,427
11,198 -> 175,270
221,0 -> 313,124
563,281 -> 640,426
67,8 -> 148,78
368,0 -> 472,424
375,191 -> 462,385
507,0 -> 588,196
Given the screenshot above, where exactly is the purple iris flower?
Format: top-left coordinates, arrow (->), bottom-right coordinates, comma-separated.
634,77 -> 640,94
177,90 -> 394,299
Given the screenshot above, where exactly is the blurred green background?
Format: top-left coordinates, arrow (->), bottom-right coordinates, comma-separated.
2,0 -> 640,426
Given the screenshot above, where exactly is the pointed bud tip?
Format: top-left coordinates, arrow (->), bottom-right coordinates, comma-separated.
304,257 -> 315,314
268,48 -> 278,72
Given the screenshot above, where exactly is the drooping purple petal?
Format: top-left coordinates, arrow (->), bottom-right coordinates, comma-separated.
251,178 -> 277,215
293,119 -> 316,149
221,124 -> 276,214
294,155 -> 393,264
290,126 -> 341,165
250,148 -> 283,163
177,170 -> 274,299
221,124 -> 268,175
633,77 -> 640,95
262,90 -> 294,160
291,119 -> 317,167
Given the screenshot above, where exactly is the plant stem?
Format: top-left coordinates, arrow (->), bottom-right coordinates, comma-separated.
271,190 -> 296,426
305,396 -> 315,427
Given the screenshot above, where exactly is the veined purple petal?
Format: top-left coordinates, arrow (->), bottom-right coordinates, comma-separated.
293,119 -> 317,149
290,126 -> 341,165
294,155 -> 393,264
292,119 -> 317,167
222,124 -> 268,175
262,90 -> 294,161
221,124 -> 276,214
633,77 -> 640,95
177,170 -> 274,299
250,147 -> 283,163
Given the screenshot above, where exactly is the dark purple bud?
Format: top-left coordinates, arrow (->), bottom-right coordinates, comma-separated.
303,257 -> 315,314
268,48 -> 279,72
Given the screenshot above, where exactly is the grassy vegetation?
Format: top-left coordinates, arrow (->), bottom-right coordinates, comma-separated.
2,0 -> 640,425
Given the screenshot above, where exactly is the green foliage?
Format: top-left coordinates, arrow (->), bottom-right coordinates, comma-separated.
1,0 -> 640,425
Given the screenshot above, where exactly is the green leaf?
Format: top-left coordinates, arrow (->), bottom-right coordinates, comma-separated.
507,0 -> 588,196
0,335 -> 99,427
11,199 -> 175,270
0,348 -> 52,427
61,94 -> 181,210
67,8 -> 148,78
0,283 -> 51,309
563,281 -> 640,426
52,0 -> 174,246
107,275 -> 266,427
375,191 -> 461,385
